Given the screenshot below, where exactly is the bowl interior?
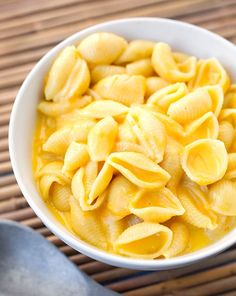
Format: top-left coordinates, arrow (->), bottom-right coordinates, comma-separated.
9,17 -> 236,270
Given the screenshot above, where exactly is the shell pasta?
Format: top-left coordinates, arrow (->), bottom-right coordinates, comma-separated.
33,33 -> 236,259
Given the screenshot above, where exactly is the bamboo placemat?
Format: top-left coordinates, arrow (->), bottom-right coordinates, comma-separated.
1,0 -> 236,295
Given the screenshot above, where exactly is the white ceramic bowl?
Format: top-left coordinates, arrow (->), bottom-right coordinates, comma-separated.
9,17 -> 236,270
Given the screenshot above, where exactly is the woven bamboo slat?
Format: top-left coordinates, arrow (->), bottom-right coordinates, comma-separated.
21,216 -> 43,228
0,161 -> 12,174
0,196 -> 28,214
1,1 -> 236,295
0,150 -> 9,162
0,184 -> 21,200
0,88 -> 19,104
0,174 -> 15,186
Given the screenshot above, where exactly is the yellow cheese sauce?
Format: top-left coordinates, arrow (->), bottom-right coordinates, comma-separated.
33,114 -> 236,257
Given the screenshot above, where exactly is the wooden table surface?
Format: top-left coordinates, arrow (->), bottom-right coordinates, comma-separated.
1,1 -> 236,295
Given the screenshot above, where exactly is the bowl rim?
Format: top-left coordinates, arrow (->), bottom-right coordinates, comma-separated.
9,17 -> 236,270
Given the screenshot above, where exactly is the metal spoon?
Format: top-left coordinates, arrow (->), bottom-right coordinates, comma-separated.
0,220 -> 119,296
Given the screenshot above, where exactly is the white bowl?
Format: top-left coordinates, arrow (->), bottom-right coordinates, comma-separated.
9,17 -> 236,270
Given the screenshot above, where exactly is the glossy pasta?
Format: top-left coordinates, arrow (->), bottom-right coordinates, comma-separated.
163,221 -> 189,258
126,107 -> 166,162
93,74 -> 146,106
129,188 -> 185,223
33,32 -> 236,260
45,46 -> 90,101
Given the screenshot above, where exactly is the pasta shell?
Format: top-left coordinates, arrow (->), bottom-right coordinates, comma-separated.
54,58 -> 90,101
201,85 -> 224,117
147,82 -> 188,112
115,40 -> 155,64
137,103 -> 165,115
224,84 -> 236,108
71,162 -> 110,211
184,112 -> 219,145
181,174 -> 209,194
36,161 -> 69,181
38,96 -> 92,117
70,196 -> 107,249
178,183 -> 218,230
160,137 -> 183,191
51,183 -> 71,211
224,153 -> 236,180
219,109 -> 236,128
152,43 -> 197,82
56,110 -> 96,129
107,175 -> 137,220
167,88 -> 212,125
36,161 -> 70,200
126,59 -> 154,77
173,52 -> 192,63
127,107 -> 166,162
209,180 -> 236,216
117,119 -> 137,143
129,188 -> 185,223
71,168 -> 89,209
83,161 -> 98,193
78,32 -> 127,65
45,46 -> 90,101
89,163 -> 114,204
146,76 -> 169,97
43,127 -> 71,155
163,221 -> 189,258
62,142 -> 89,175
188,58 -> 230,93
93,74 -> 146,106
152,112 -> 184,139
218,121 -> 234,151
88,116 -> 118,161
181,139 -> 228,185
207,215 -> 236,239
115,222 -> 172,259
39,175 -> 64,201
113,141 -> 146,154
101,210 -> 127,250
91,65 -> 125,84
108,152 -> 170,189
79,100 -> 129,119
43,118 -> 96,155
45,46 -> 77,100
70,118 -> 97,142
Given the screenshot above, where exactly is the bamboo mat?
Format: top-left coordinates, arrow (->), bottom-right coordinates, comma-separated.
1,0 -> 236,295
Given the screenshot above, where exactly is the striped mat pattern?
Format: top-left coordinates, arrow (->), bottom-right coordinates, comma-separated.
1,1 -> 236,295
